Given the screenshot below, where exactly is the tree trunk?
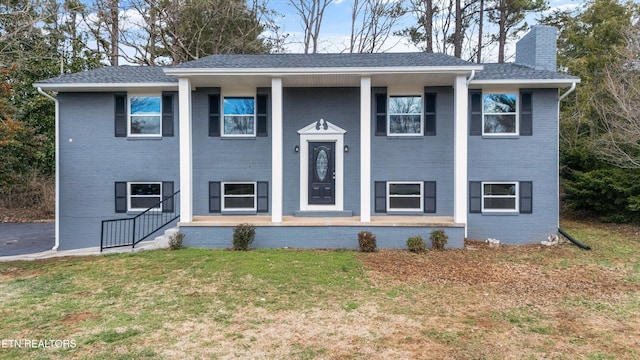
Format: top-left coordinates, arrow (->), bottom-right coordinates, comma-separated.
425,0 -> 433,53
454,0 -> 462,58
498,0 -> 506,63
109,0 -> 119,66
477,0 -> 484,63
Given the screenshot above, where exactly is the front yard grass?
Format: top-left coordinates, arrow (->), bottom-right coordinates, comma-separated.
1,219 -> 639,359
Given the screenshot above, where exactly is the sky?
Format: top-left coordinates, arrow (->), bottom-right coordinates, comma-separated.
262,0 -> 584,61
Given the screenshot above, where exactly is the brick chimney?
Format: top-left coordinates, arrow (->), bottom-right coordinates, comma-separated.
515,25 -> 558,72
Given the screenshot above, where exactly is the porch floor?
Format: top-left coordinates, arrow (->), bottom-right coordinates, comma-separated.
182,215 -> 463,228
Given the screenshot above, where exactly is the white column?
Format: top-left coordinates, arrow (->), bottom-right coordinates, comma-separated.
179,77 -> 193,222
454,75 -> 468,233
271,78 -> 283,223
360,77 -> 372,222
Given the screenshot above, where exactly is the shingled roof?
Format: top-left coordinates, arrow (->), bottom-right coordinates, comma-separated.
34,53 -> 578,88
474,63 -> 578,81
170,52 -> 477,69
35,66 -> 177,85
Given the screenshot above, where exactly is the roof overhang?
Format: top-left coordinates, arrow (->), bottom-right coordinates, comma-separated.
165,65 -> 484,88
33,82 -> 179,92
469,78 -> 581,89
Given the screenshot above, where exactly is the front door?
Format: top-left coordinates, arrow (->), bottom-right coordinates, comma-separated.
308,142 -> 335,205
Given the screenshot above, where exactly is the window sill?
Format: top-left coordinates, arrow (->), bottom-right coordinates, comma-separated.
127,136 -> 163,140
220,136 -> 257,140
127,210 -> 162,215
386,211 -> 424,215
385,135 -> 424,140
481,134 -> 519,139
222,211 -> 258,215
481,211 -> 519,216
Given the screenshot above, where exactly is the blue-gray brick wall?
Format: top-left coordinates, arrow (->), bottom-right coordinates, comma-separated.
180,224 -> 465,249
282,87 -> 361,215
57,92 -> 180,250
371,87 -> 455,216
515,25 -> 558,72
467,88 -> 559,244
191,88 -> 272,215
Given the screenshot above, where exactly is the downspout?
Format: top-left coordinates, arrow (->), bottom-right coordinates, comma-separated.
37,87 -> 60,251
559,82 -> 576,101
556,81 -> 577,233
466,70 -> 476,85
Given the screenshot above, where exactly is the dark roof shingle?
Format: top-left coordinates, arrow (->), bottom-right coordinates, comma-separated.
474,63 -> 578,81
36,66 -> 177,84
171,52 -> 477,69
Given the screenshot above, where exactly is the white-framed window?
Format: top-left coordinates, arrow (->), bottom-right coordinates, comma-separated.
129,95 -> 162,136
223,97 -> 256,136
387,181 -> 423,212
388,95 -> 423,136
128,182 -> 162,212
483,93 -> 518,135
482,182 -> 518,212
222,182 -> 257,211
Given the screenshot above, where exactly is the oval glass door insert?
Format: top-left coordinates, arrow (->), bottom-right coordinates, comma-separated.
316,149 -> 328,181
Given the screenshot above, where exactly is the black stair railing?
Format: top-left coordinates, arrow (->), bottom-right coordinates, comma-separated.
100,190 -> 180,251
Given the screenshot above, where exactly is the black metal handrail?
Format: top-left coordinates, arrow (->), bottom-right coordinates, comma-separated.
100,190 -> 180,251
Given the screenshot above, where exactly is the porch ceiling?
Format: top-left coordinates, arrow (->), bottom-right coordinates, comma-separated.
188,72 -> 463,89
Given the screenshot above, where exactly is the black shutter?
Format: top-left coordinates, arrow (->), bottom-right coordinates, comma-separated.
257,181 -> 269,213
374,181 -> 386,213
256,94 -> 268,137
375,93 -> 387,136
469,181 -> 482,213
209,181 -> 221,213
161,94 -> 174,137
114,94 -> 127,137
520,91 -> 533,136
469,90 -> 482,136
208,94 -> 220,137
519,181 -> 533,214
424,181 -> 436,213
424,92 -> 437,136
162,182 -> 174,212
115,182 -> 127,213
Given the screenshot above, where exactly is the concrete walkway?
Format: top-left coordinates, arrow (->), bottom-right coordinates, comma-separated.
0,239 -> 160,262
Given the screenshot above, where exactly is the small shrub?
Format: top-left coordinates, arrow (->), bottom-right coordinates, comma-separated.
358,231 -> 377,252
407,235 -> 426,253
168,232 -> 185,250
430,229 -> 448,250
233,223 -> 256,251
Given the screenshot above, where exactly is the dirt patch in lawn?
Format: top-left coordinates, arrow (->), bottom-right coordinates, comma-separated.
359,241 -> 640,304
63,312 -> 101,325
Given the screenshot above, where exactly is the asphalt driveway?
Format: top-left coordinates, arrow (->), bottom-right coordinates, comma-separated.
0,223 -> 55,257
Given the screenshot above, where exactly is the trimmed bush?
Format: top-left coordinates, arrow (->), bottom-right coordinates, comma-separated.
358,231 -> 377,252
168,232 -> 185,250
407,235 -> 426,253
233,223 -> 256,251
430,229 -> 448,250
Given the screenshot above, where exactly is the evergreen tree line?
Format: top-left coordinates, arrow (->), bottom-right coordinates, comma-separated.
1,0 -> 640,222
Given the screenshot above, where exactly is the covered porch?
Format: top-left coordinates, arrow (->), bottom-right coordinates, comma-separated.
179,215 -> 465,249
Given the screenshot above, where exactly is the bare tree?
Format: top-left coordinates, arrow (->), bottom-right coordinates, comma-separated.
454,0 -> 462,57
476,0 -> 483,63
402,0 -> 482,59
488,0 -> 547,63
289,0 -> 332,53
593,25 -> 640,168
349,0 -> 406,53
85,0 -> 121,65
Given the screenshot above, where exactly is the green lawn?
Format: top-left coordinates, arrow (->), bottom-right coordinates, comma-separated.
0,219 -> 639,359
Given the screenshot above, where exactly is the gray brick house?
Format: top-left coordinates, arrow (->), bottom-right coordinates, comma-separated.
35,26 -> 579,251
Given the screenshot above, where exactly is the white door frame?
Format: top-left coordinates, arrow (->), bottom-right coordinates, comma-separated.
298,119 -> 346,212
